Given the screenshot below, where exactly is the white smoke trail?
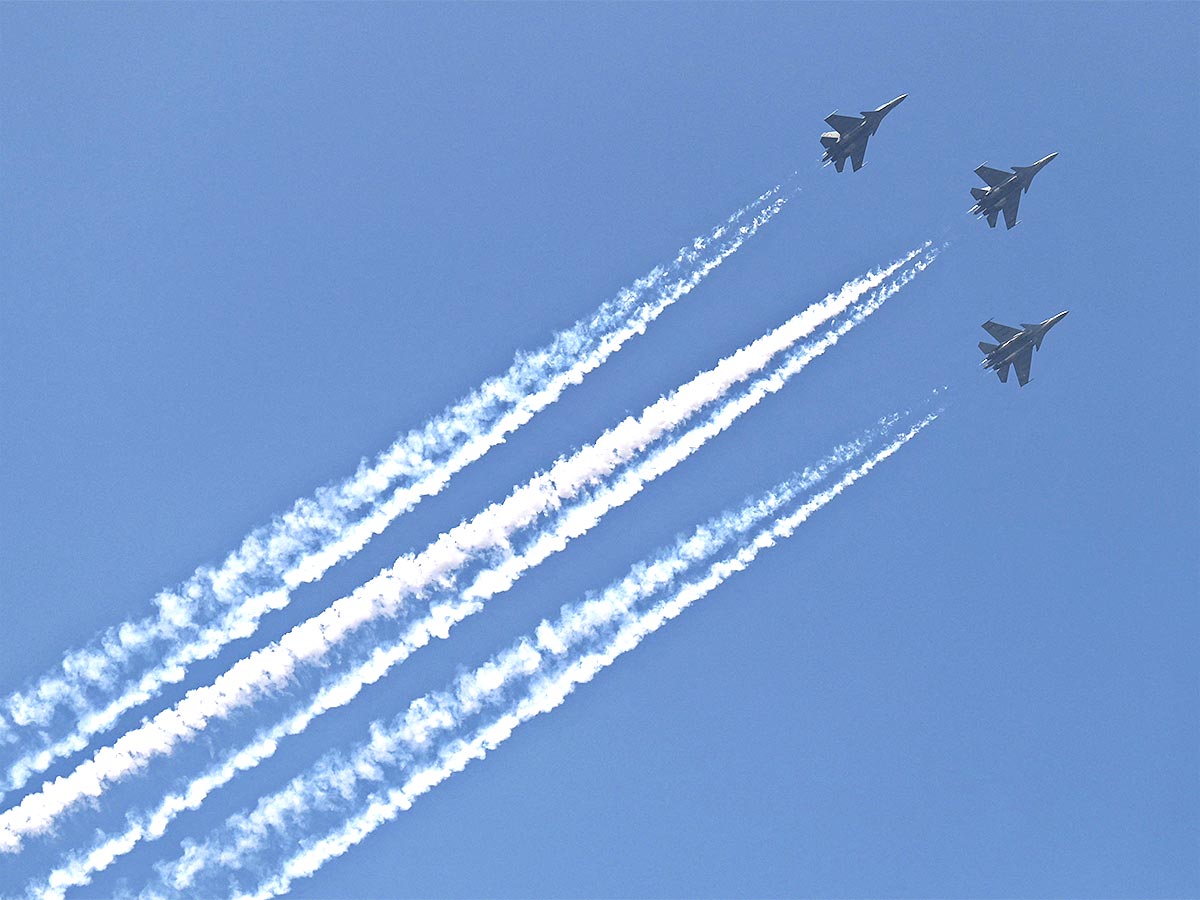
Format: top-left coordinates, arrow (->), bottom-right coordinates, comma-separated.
24,249 -> 937,896
0,244 -> 926,853
35,422 -> 896,900
0,187 -> 788,799
0,245 -> 933,856
154,413 -> 941,900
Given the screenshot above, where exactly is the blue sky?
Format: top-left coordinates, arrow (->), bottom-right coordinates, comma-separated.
1,4 -> 1196,898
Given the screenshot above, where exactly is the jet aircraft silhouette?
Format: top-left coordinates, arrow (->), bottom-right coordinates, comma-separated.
978,311 -> 1069,386
819,94 -> 907,173
970,153 -> 1058,229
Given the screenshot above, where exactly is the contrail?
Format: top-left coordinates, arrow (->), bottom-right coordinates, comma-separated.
26,251 -> 938,896
0,186 -> 788,799
148,412 -> 941,900
25,264 -> 936,892
0,246 -> 932,854
34,420 -> 899,900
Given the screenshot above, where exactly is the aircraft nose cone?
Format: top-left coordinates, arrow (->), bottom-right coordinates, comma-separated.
1039,152 -> 1059,167
1046,310 -> 1069,328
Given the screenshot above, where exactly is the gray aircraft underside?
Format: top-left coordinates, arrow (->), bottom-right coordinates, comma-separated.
970,152 -> 1058,229
978,311 -> 1068,386
817,92 -> 1067,384
820,94 -> 906,172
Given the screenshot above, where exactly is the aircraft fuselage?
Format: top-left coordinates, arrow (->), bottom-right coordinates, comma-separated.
823,125 -> 868,162
983,332 -> 1036,370
980,312 -> 1067,374
973,177 -> 1022,214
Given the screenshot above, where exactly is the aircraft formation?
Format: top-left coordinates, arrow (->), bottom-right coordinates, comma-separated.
819,95 -> 1067,387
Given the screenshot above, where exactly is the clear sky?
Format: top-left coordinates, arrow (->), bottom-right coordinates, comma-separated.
1,3 -> 1197,898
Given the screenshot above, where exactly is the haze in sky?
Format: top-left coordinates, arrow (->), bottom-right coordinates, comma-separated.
1,4 -> 1196,898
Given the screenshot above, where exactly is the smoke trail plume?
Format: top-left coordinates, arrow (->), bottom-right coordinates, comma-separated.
0,187 -> 788,799
0,246 -> 931,854
149,412 -> 941,900
35,422 -> 894,900
22,248 -> 936,894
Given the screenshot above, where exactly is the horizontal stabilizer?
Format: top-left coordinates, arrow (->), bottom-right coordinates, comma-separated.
978,341 -> 998,354
820,134 -> 839,149
970,187 -> 987,202
997,363 -> 1011,383
834,157 -> 846,173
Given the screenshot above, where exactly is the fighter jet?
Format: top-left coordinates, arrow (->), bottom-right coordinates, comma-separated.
978,311 -> 1069,386
820,94 -> 907,172
970,152 -> 1058,229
